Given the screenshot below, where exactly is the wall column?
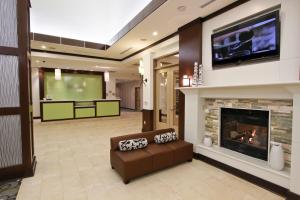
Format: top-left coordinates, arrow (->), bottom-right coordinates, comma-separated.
142,53 -> 154,132
290,91 -> 300,195
0,0 -> 36,180
178,19 -> 202,140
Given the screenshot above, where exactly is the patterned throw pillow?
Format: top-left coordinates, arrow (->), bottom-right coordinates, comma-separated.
154,132 -> 177,144
118,138 -> 148,151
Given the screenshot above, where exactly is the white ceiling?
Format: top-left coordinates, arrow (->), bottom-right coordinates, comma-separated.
30,0 -> 238,80
31,0 -> 236,59
30,0 -> 152,44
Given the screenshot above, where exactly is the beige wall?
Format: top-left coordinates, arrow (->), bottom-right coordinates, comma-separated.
116,81 -> 143,110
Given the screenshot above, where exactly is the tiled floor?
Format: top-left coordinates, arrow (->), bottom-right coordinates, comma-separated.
17,112 -> 284,200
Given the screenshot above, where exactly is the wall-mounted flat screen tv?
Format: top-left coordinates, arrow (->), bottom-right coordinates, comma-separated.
211,10 -> 280,67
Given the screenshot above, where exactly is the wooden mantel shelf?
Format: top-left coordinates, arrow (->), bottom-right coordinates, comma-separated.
176,81 -> 300,91
176,81 -> 300,100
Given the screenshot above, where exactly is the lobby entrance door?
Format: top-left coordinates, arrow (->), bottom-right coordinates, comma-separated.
155,67 -> 179,134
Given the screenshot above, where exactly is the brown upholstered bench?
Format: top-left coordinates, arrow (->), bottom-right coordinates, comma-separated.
110,128 -> 193,184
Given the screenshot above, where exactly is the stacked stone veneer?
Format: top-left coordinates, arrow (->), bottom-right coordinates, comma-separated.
204,98 -> 293,168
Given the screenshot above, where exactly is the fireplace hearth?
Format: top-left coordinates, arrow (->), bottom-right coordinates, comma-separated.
220,108 -> 269,161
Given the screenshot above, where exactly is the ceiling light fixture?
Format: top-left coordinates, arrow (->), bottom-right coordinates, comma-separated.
54,68 -> 61,80
138,60 -> 144,76
104,71 -> 110,82
138,60 -> 147,85
152,31 -> 158,36
41,45 -> 47,49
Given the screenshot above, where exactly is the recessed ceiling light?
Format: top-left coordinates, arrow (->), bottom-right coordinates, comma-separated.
140,38 -> 147,41
152,31 -> 158,36
177,6 -> 186,12
35,60 -> 40,63
41,45 -> 47,49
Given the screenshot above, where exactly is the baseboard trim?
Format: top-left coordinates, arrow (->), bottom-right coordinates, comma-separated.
120,107 -> 137,111
193,153 -> 300,199
286,191 -> 300,200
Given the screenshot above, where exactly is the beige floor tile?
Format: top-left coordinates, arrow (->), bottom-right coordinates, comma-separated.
16,112 -> 284,200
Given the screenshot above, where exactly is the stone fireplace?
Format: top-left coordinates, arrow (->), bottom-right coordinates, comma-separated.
220,107 -> 269,161
179,82 -> 300,192
204,98 -> 292,168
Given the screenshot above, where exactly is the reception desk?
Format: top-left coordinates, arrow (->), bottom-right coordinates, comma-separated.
40,99 -> 120,122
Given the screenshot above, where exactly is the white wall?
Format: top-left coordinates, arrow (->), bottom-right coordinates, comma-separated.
142,53 -> 154,110
106,74 -> 116,99
202,0 -> 300,86
31,68 -> 40,117
117,81 -> 142,110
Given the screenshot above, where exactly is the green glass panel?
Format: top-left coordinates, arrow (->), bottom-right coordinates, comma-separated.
96,101 -> 119,116
43,103 -> 74,120
75,108 -> 95,118
44,72 -> 103,101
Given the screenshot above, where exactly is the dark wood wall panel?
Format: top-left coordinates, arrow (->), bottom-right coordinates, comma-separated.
34,33 -> 60,44
178,21 -> 202,140
61,37 -> 84,47
142,109 -> 154,132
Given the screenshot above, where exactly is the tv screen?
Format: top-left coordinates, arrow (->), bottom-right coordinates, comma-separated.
211,11 -> 280,67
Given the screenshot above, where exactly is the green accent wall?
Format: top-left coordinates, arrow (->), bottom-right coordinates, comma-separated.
96,101 -> 119,116
44,72 -> 103,100
75,108 -> 95,118
42,102 -> 74,120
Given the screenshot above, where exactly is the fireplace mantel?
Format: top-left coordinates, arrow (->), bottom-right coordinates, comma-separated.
177,81 -> 300,99
177,81 -> 300,193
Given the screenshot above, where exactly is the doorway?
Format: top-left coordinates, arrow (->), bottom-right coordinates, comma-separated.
155,66 -> 179,134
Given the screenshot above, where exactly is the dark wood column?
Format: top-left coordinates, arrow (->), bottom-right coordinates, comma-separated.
178,19 -> 203,140
142,109 -> 154,132
0,0 -> 36,180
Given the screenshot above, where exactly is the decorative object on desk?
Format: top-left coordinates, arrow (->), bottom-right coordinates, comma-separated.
192,62 -> 198,87
104,71 -> 110,82
54,68 -> 61,80
203,135 -> 213,147
198,64 -> 203,85
182,75 -> 190,87
269,141 -> 284,171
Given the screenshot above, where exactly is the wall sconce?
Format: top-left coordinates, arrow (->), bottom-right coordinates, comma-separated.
104,71 -> 110,82
55,68 -> 61,80
138,59 -> 144,76
182,75 -> 190,87
138,59 -> 147,85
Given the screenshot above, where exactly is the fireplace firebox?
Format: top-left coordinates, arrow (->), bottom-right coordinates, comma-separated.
220,108 -> 269,161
